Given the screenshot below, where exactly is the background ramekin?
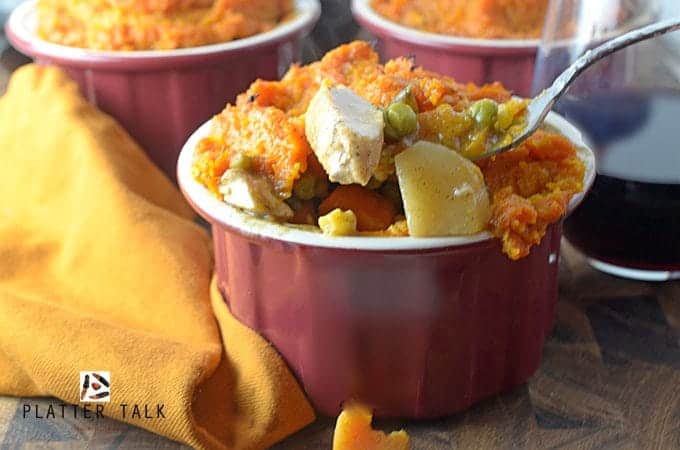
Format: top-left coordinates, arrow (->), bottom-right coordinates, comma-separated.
351,0 -> 539,96
178,113 -> 595,418
6,0 -> 320,181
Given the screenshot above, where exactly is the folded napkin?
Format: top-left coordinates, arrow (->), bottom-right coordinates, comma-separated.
0,64 -> 314,449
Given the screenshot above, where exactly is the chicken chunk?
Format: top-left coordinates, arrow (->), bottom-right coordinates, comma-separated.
218,169 -> 293,220
305,83 -> 384,186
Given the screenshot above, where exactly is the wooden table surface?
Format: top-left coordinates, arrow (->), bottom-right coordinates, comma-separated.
1,5 -> 680,448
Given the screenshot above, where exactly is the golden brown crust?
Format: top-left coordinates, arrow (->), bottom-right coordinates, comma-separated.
371,0 -> 549,39
36,0 -> 293,50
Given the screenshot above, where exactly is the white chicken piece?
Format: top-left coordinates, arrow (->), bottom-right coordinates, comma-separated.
218,169 -> 293,220
305,83 -> 384,186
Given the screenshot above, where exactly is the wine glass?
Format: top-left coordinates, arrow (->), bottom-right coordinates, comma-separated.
0,0 -> 24,50
532,0 -> 680,281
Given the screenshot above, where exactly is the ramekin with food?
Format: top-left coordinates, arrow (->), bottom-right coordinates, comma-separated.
353,0 -> 650,97
178,41 -> 595,418
352,0 -> 546,95
6,0 -> 320,180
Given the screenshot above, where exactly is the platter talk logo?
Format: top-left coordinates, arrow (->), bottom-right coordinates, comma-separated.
22,370 -> 165,420
79,371 -> 110,402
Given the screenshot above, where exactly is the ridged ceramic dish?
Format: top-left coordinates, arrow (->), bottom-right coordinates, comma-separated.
178,111 -> 595,418
6,0 -> 321,180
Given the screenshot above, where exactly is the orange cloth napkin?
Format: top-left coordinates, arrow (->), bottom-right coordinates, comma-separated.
0,64 -> 315,449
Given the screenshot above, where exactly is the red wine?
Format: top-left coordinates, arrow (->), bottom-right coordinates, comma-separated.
557,88 -> 680,271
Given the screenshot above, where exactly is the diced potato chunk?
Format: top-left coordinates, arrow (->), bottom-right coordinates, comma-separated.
395,141 -> 491,236
319,209 -> 358,236
333,402 -> 410,450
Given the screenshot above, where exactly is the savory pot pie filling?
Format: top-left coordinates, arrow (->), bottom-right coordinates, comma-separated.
37,0 -> 293,50
193,41 -> 585,259
370,0 -> 550,39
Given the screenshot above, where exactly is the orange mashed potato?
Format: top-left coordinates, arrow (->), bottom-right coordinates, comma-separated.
195,41 -> 510,196
371,0 -> 550,39
479,131 -> 584,259
194,41 -> 584,259
37,0 -> 293,50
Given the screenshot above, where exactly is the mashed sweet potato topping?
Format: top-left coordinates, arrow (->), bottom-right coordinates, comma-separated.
479,131 -> 584,259
371,0 -> 549,39
193,41 -> 585,259
37,0 -> 293,50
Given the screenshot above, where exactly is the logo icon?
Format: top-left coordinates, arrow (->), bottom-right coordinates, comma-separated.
79,371 -> 110,402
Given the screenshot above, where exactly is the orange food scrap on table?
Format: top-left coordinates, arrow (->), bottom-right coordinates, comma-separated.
333,403 -> 410,450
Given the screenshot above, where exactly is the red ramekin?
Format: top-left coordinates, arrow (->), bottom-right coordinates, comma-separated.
6,0 -> 320,181
178,113 -> 595,419
351,0 -> 540,96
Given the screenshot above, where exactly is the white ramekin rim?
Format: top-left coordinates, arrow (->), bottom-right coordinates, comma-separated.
178,112 -> 596,251
8,0 -> 321,60
351,0 -> 541,50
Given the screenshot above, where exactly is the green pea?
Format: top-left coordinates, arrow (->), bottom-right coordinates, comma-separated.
393,85 -> 419,113
470,98 -> 498,128
383,111 -> 401,141
230,153 -> 253,171
495,102 -> 513,130
294,173 -> 317,200
386,102 -> 418,138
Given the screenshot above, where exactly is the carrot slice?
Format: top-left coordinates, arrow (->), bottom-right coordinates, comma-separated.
319,185 -> 396,232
